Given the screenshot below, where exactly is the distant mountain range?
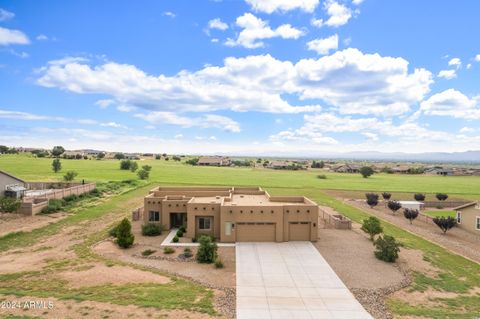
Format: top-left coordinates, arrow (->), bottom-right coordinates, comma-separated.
321,150 -> 480,163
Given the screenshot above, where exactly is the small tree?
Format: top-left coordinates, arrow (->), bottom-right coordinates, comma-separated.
387,200 -> 402,215
141,165 -> 152,171
137,169 -> 150,180
433,216 -> 456,234
196,235 -> 218,263
52,158 -> 62,173
51,146 -> 65,157
129,161 -> 139,172
403,209 -> 419,224
360,166 -> 374,178
382,192 -> 391,200
361,216 -> 383,241
97,152 -> 106,159
116,218 -> 135,248
436,193 -> 448,201
120,159 -> 131,170
414,193 -> 426,201
63,171 -> 78,182
365,193 -> 379,208
0,197 -> 21,213
374,235 -> 401,262
114,153 -> 125,160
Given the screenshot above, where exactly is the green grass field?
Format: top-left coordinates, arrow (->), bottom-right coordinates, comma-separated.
423,210 -> 457,218
1,154 -> 480,318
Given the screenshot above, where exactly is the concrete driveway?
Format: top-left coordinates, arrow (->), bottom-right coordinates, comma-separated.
236,242 -> 373,319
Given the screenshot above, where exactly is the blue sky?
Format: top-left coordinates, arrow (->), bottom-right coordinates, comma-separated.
1,0 -> 479,155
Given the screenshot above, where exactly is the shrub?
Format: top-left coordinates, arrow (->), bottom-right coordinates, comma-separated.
0,197 -> 21,213
382,192 -> 391,200
176,230 -> 184,237
374,235 -> 401,262
360,166 -> 374,178
433,216 -> 457,234
115,218 -> 135,248
172,236 -> 179,243
317,174 -> 327,179
163,247 -> 175,254
191,237 -> 197,243
387,200 -> 402,215
414,193 -> 426,201
137,169 -> 150,180
63,194 -> 78,203
52,158 -> 62,173
141,223 -> 162,236
142,249 -> 156,256
179,225 -> 186,232
186,158 -> 199,166
183,248 -> 193,258
41,199 -> 64,214
365,193 -> 379,208
63,170 -> 78,182
109,224 -> 119,237
141,165 -> 152,171
89,188 -> 101,197
361,216 -> 383,241
129,161 -> 139,172
403,209 -> 419,224
120,160 -> 132,170
214,258 -> 224,269
196,235 -> 218,263
436,193 -> 448,201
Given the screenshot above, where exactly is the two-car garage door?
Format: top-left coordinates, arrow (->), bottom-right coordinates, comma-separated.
236,222 -> 276,242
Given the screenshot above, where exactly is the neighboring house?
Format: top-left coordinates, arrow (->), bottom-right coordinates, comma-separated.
197,156 -> 231,166
0,170 -> 26,198
142,186 -> 319,242
391,166 -> 411,174
454,202 -> 480,235
425,168 -> 453,176
333,164 -> 360,173
268,161 -> 290,169
398,201 -> 424,211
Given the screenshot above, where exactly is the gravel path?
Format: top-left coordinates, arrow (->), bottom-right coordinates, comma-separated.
348,199 -> 480,264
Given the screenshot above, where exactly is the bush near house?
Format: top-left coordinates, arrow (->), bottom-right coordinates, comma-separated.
176,229 -> 184,237
374,235 -> 401,262
387,200 -> 402,215
141,223 -> 162,236
382,192 -> 391,200
41,199 -> 65,214
142,249 -> 156,256
214,258 -> 224,269
433,216 -> 457,234
196,235 -> 218,264
0,197 -> 21,213
403,208 -> 419,224
115,218 -> 135,248
365,193 -> 379,208
172,236 -> 179,243
361,216 -> 383,241
163,247 -> 175,254
414,193 -> 426,201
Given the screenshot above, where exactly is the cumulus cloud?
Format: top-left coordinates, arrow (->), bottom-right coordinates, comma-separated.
225,13 -> 304,48
307,34 -> 338,55
244,0 -> 319,13
37,49 -> 432,116
310,18 -> 324,28
207,18 -> 228,31
324,1 -> 352,27
95,99 -> 115,108
352,0 -> 364,5
163,11 -> 176,18
437,69 -> 456,79
0,27 -> 30,46
0,8 -> 14,21
448,57 -> 461,68
135,112 -> 241,132
475,54 -> 480,62
36,34 -> 48,41
420,89 -> 480,119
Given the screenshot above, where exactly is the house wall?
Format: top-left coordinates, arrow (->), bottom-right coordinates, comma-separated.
456,205 -> 480,234
0,172 -> 25,196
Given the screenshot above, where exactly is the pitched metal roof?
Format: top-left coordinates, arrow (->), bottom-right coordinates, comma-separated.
0,170 -> 25,183
452,201 -> 478,211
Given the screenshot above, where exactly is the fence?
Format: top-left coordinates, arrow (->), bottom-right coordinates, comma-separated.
423,201 -> 469,208
320,208 -> 352,229
26,183 -> 96,200
18,198 -> 48,216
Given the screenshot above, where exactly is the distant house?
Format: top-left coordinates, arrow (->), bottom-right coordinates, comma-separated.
332,164 -> 360,173
197,156 -> 231,166
268,161 -> 290,169
0,170 -> 26,198
425,168 -> 453,176
391,166 -> 412,174
398,201 -> 424,211
454,202 -> 480,235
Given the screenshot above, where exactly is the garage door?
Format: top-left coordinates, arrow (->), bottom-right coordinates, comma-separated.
289,222 -> 311,241
236,222 -> 276,242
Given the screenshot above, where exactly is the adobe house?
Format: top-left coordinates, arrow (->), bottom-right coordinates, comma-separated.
197,156 -> 231,166
0,170 -> 27,198
142,186 -> 319,242
454,202 -> 480,235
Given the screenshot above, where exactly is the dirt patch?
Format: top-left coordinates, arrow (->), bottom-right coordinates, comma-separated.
0,295 -> 225,319
58,263 -> 171,288
0,212 -> 67,237
397,248 -> 441,277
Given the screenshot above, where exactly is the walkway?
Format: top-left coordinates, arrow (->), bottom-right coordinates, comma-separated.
236,242 -> 373,319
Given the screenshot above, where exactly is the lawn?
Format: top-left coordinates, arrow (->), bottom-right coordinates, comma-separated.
423,210 -> 457,218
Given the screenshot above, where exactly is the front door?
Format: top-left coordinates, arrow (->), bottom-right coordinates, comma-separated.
170,213 -> 187,228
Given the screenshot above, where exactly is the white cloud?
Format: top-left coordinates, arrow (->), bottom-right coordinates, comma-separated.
420,89 -> 480,119
0,27 -> 30,46
437,69 -> 456,79
135,112 -> 241,132
211,38 -> 219,43
448,57 -> 461,68
362,132 -> 378,140
207,18 -> 228,31
0,109 -> 53,121
225,13 -> 304,49
117,105 -> 136,112
475,54 -> 480,62
324,1 -> 352,27
36,34 -> 48,41
244,0 -> 319,13
0,8 -> 15,21
100,122 -> 128,129
174,134 -> 183,139
460,127 -> 475,133
310,18 -> 324,28
163,11 -> 176,18
352,0 -> 364,5
95,99 -> 115,108
466,63 -> 472,70
307,34 -> 338,55
37,49 -> 432,116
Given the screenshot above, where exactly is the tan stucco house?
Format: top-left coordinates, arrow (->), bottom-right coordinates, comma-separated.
454,202 -> 480,235
197,156 -> 231,166
142,186 -> 319,242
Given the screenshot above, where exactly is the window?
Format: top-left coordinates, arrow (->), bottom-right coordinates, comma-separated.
149,211 -> 160,222
225,222 -> 232,236
199,217 -> 211,230
476,217 -> 480,230
456,212 -> 461,224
